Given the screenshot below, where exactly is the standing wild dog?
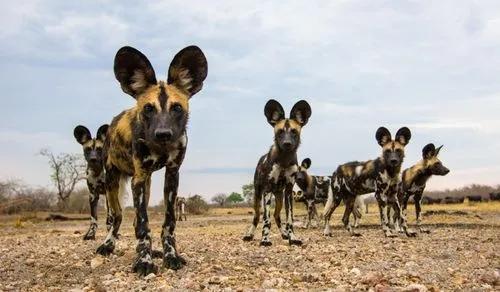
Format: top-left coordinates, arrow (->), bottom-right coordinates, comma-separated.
398,143 -> 449,233
294,158 -> 331,228
176,197 -> 187,221
323,127 -> 416,237
73,124 -> 111,240
243,99 -> 311,246
96,45 -> 207,275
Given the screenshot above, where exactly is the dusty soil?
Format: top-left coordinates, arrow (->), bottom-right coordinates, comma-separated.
0,203 -> 499,291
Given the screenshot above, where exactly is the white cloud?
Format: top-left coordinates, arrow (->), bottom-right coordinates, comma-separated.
1,1 -> 500,202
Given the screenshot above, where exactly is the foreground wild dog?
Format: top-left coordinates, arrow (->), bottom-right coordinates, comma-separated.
323,127 -> 416,237
176,197 -> 187,221
399,143 -> 449,233
294,158 -> 331,228
74,124 -> 111,240
243,99 -> 312,246
96,46 -> 207,275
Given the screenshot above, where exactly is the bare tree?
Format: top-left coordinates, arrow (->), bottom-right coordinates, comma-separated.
211,193 -> 227,207
40,149 -> 86,209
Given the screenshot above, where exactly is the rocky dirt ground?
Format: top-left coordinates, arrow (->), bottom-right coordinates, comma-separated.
0,202 -> 499,291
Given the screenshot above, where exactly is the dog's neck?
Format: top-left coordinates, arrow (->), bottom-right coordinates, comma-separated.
268,144 -> 297,168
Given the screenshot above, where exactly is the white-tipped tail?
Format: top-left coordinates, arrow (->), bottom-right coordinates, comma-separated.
353,195 -> 365,220
118,175 -> 129,209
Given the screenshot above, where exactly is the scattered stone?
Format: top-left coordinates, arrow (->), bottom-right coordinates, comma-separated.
403,284 -> 428,292
361,271 -> 384,286
90,257 -> 104,269
480,270 -> 499,285
144,273 -> 156,281
350,267 -> 361,277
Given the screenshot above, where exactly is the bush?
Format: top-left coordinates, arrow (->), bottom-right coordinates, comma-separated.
0,180 -> 57,214
187,195 -> 209,215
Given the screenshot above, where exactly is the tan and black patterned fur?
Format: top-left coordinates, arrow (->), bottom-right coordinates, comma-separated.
74,124 -> 111,241
294,158 -> 332,228
243,99 -> 311,246
95,45 -> 207,276
323,127 -> 417,237
398,143 -> 449,233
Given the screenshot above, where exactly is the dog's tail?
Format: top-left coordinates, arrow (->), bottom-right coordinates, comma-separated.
117,175 -> 129,209
353,195 -> 365,220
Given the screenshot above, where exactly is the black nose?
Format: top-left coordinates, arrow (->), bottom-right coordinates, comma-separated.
155,129 -> 173,141
390,159 -> 398,165
443,168 -> 450,175
282,142 -> 293,149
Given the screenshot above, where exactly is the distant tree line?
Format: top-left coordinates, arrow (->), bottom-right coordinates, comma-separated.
424,184 -> 500,200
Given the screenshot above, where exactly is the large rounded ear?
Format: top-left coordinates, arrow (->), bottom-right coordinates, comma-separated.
395,127 -> 411,146
264,99 -> 285,126
435,145 -> 444,156
74,125 -> 91,145
168,46 -> 208,97
301,158 -> 311,169
290,100 -> 312,126
114,46 -> 157,98
96,124 -> 109,142
375,127 -> 391,147
422,143 -> 436,159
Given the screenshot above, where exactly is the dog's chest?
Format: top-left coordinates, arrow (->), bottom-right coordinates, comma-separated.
87,169 -> 106,193
407,182 -> 425,194
267,163 -> 297,184
376,170 -> 399,194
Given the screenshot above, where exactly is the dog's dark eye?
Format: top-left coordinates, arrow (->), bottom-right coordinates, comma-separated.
143,104 -> 155,114
171,104 -> 183,114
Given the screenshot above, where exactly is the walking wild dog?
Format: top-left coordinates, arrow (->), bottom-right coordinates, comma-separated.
323,127 -> 416,237
294,158 -> 331,228
73,124 -> 111,240
96,45 -> 207,275
176,197 -> 187,221
243,99 -> 311,246
398,143 -> 449,233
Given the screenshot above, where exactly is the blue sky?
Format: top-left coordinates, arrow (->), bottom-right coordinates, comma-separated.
1,1 -> 499,205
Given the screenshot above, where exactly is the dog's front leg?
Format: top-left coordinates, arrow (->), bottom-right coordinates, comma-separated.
161,168 -> 186,270
375,192 -> 395,237
83,191 -> 99,240
390,191 -> 416,237
131,170 -> 156,276
284,183 -> 302,245
260,189 -> 273,246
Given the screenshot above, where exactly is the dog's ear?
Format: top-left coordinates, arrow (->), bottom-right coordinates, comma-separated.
375,127 -> 391,147
422,143 -> 436,159
395,127 -> 411,146
301,158 -> 311,169
168,46 -> 208,97
74,125 -> 92,145
435,145 -> 444,156
290,100 -> 312,126
96,124 -> 109,142
264,99 -> 285,126
114,46 -> 157,98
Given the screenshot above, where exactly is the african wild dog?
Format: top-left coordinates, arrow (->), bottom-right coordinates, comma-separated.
176,197 -> 187,221
294,158 -> 331,228
323,127 -> 416,237
96,45 -> 207,275
243,99 -> 311,246
73,124 -> 111,240
398,143 -> 449,233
